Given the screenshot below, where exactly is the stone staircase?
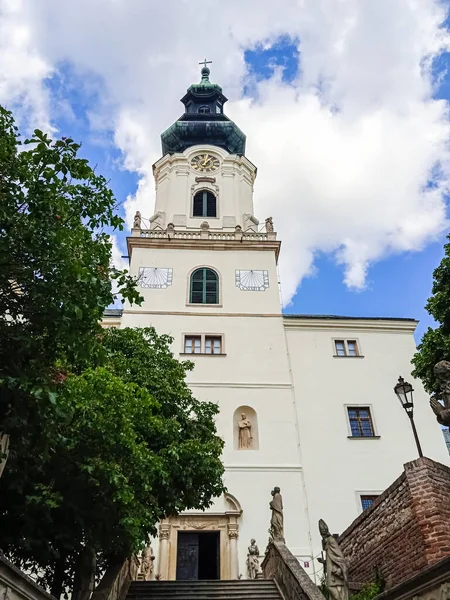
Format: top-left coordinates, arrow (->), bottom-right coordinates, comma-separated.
126,580 -> 283,600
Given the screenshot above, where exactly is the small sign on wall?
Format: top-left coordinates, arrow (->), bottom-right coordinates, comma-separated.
303,561 -> 310,568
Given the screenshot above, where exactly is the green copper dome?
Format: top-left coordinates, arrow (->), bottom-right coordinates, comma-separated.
161,65 -> 246,156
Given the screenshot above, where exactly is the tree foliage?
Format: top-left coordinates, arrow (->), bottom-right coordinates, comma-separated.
0,105 -> 142,443
0,107 -> 225,595
0,328 -> 225,593
412,234 -> 450,395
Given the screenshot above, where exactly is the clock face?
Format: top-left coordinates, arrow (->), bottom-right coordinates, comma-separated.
190,153 -> 220,173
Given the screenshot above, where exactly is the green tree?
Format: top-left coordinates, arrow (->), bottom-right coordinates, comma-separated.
0,106 -> 142,467
0,327 -> 225,596
412,234 -> 450,395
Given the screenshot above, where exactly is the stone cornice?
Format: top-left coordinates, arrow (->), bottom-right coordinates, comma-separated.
283,316 -> 417,334
127,235 -> 281,261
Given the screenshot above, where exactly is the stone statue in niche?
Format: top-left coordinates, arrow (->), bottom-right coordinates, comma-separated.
318,519 -> 348,600
269,487 -> 285,542
265,217 -> 274,232
430,361 -> 450,427
238,413 -> 252,449
246,539 -> 260,579
133,211 -> 142,229
140,545 -> 155,580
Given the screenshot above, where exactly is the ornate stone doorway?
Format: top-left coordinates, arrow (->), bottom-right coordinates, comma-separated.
157,493 -> 242,580
176,531 -> 220,580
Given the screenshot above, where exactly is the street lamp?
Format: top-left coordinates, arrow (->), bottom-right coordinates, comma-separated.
394,376 -> 423,458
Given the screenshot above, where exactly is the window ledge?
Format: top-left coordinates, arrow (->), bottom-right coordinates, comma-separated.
186,303 -> 223,308
180,353 -> 227,357
333,355 -> 365,358
347,435 -> 381,440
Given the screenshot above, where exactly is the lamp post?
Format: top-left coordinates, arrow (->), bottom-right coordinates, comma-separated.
394,376 -> 423,458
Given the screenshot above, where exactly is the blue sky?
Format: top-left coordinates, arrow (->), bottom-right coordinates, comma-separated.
3,1 -> 449,346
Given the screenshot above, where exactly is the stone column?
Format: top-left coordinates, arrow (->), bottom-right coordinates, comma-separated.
158,523 -> 171,580
228,524 -> 239,579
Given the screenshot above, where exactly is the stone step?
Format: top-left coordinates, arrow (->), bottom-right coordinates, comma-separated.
126,580 -> 282,600
129,582 -> 276,588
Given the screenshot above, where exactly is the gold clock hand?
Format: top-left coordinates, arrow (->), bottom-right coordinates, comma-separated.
202,154 -> 209,166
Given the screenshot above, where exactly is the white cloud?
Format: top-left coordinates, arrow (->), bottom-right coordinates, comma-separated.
0,0 -> 54,131
1,0 -> 449,304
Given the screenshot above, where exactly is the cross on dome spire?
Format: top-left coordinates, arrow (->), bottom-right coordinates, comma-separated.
199,58 -> 212,69
199,58 -> 212,83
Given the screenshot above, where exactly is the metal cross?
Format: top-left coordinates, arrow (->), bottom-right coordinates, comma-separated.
199,58 -> 212,69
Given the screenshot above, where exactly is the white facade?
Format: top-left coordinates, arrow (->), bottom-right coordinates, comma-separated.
109,81 -> 449,582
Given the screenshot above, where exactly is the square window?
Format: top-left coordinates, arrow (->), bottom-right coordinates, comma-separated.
334,339 -> 361,357
335,340 -> 346,356
361,495 -> 378,510
183,334 -> 224,355
184,336 -> 201,354
347,407 -> 375,437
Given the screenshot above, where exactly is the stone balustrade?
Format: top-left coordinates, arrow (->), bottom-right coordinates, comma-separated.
262,541 -> 325,600
135,228 -> 276,242
0,554 -> 56,600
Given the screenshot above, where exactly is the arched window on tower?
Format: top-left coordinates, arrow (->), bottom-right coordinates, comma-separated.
198,106 -> 211,114
190,268 -> 219,304
193,190 -> 217,217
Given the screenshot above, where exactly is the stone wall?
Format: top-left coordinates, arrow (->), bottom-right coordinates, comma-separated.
338,457 -> 450,589
0,553 -> 56,600
374,555 -> 450,600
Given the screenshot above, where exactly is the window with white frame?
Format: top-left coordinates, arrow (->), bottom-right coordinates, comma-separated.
334,339 -> 361,357
183,334 -> 224,355
347,406 -> 376,437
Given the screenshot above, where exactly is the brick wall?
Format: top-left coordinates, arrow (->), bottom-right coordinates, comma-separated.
338,458 -> 450,590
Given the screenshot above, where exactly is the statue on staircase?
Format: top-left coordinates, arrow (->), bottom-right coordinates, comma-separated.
140,545 -> 155,580
246,539 -> 260,579
269,487 -> 285,542
318,519 -> 348,600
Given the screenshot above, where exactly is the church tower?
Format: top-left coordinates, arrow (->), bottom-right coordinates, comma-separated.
122,64 -> 309,580
111,62 -> 450,583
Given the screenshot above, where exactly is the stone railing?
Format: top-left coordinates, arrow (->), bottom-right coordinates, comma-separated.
135,228 -> 276,242
91,556 -> 140,600
262,541 -> 325,600
0,554 -> 57,600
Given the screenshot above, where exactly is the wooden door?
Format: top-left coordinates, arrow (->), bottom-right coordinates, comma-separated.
176,533 -> 199,580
